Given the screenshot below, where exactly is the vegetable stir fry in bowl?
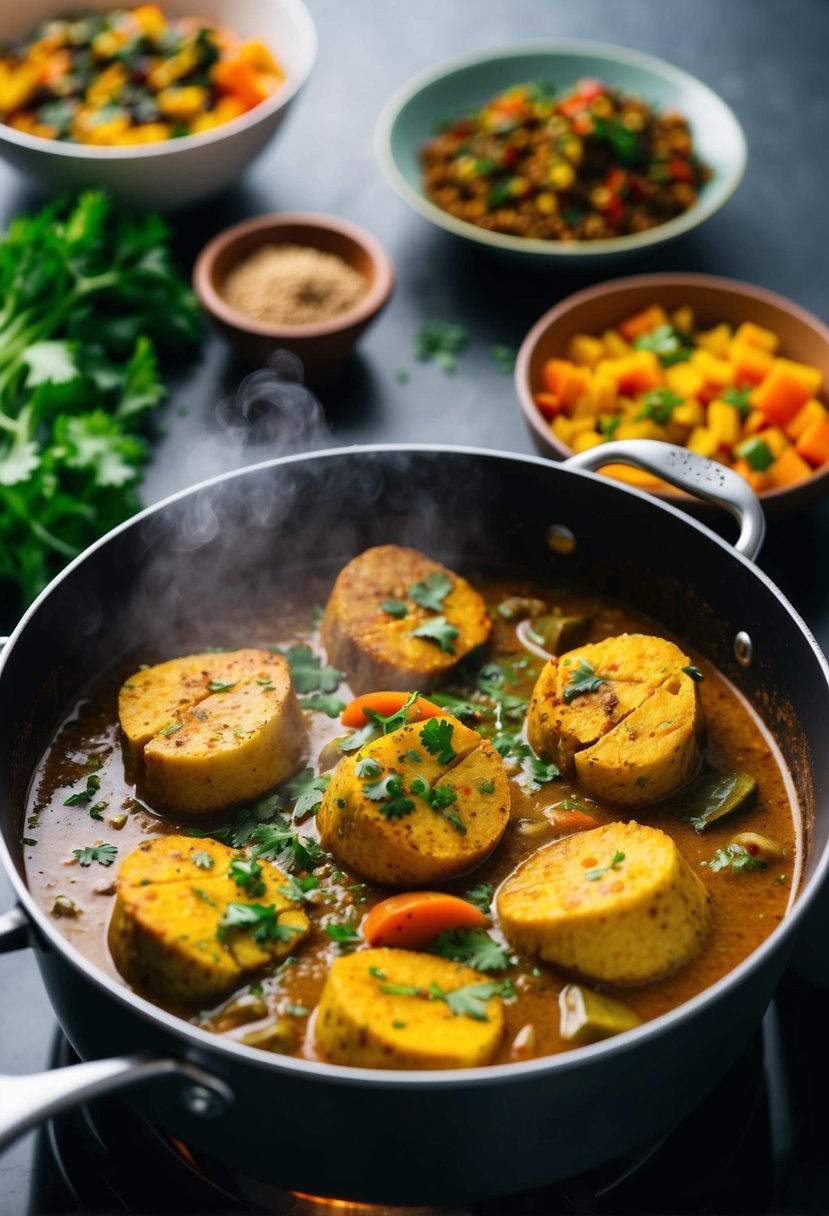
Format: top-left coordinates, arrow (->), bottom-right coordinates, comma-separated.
0,0 -> 316,208
376,42 -> 746,262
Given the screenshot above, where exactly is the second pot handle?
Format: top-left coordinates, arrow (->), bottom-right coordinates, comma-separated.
565,439 -> 766,562
0,1051 -> 233,1152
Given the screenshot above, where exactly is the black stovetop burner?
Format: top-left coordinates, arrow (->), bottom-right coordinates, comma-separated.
27,971 -> 829,1216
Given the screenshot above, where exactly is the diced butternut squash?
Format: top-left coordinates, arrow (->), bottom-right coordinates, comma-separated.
795,417 -> 829,466
566,334 -> 605,368
728,341 -> 774,385
695,323 -> 732,357
766,446 -> 812,487
707,401 -> 741,446
541,358 -> 574,397
732,321 -> 779,353
665,363 -> 704,398
601,329 -> 631,358
619,305 -> 668,342
687,426 -> 719,458
753,361 -> 818,426
786,398 -> 829,441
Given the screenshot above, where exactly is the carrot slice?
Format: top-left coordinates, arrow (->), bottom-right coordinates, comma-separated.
341,691 -> 444,728
362,892 -> 488,949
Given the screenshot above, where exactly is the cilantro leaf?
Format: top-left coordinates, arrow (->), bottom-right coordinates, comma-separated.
273,644 -> 344,694
419,718 -> 457,765
218,902 -> 300,946
363,773 -> 415,820
326,916 -> 362,950
431,927 -> 512,972
703,844 -> 768,874
380,598 -> 409,618
73,842 -> 117,867
586,850 -> 626,881
281,768 -> 330,819
64,774 -> 101,805
632,324 -> 693,367
562,659 -> 607,703
411,615 -> 459,654
191,850 -> 214,869
636,387 -> 684,425
23,340 -> 80,387
363,690 -> 421,734
229,857 -> 266,897
409,571 -> 453,612
280,873 -> 320,903
299,693 -> 346,718
465,882 -> 494,914
356,757 -> 383,779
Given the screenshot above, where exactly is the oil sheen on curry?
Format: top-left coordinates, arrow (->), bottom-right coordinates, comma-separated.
23,545 -> 800,1069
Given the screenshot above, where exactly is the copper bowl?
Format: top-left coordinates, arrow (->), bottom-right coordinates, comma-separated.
515,273 -> 829,517
194,212 -> 394,383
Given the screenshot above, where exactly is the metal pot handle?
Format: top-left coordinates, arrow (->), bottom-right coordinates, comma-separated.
0,905 -> 232,1152
565,439 -> 766,562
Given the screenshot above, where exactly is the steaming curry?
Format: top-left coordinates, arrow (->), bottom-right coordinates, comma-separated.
22,547 -> 799,1068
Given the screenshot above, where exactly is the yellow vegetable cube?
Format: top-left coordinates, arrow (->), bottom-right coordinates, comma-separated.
571,431 -> 604,453
707,401 -> 741,446
552,415 -> 597,446
566,334 -> 605,369
787,398 -> 829,441
733,321 -> 780,353
695,323 -> 732,358
588,373 -> 617,413
687,426 -> 719,458
672,400 -> 705,428
691,349 -> 735,390
774,357 -> 823,396
665,362 -> 704,398
571,393 -> 596,419
601,330 -> 631,358
156,85 -> 209,121
670,306 -> 694,333
616,420 -> 668,442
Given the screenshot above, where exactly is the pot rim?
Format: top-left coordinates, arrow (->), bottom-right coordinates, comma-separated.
2,441 -> 828,1088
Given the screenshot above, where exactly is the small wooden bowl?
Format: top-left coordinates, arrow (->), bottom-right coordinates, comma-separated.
515,273 -> 829,517
194,212 -> 394,384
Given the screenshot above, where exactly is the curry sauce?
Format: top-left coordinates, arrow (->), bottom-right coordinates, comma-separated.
22,573 -> 800,1067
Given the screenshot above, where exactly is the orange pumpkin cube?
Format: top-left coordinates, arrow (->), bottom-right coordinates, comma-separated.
795,417 -> 829,467
753,362 -> 816,427
766,446 -> 812,488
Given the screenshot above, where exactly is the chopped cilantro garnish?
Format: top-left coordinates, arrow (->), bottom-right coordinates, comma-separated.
325,917 -> 361,950
229,857 -> 266,897
632,324 -> 693,367
412,614 -> 459,654
722,385 -> 753,416
636,387 -> 684,425
380,598 -> 409,618
271,643 -> 344,694
299,694 -> 346,718
281,768 -> 330,819
355,757 -> 383,779
207,679 -> 237,693
376,977 -> 505,1022
478,779 -> 495,794
416,320 -> 469,373
563,659 -> 607,703
431,927 -> 512,972
218,902 -> 299,946
409,570 -> 453,612
191,849 -> 214,869
63,774 -> 101,806
419,718 -> 457,765
465,881 -> 494,914
72,842 -> 117,867
703,844 -> 768,874
280,873 -> 320,903
735,437 -> 774,472
586,850 -> 626,881
363,690 -> 420,734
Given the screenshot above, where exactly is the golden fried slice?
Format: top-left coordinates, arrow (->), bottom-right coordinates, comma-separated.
527,634 -> 704,804
315,947 -> 505,1069
119,649 -> 307,816
320,545 -> 491,695
574,675 -> 704,805
497,821 -> 711,986
317,716 -> 510,885
109,835 -> 308,1005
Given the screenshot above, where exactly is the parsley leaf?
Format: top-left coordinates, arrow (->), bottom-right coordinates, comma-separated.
431,927 -> 512,972
465,882 -> 494,914
585,850 -> 626,881
72,842 -> 117,867
636,387 -> 684,425
363,690 -> 420,733
419,718 -> 457,765
207,679 -> 237,693
229,857 -> 266,897
280,873 -> 320,903
299,693 -> 346,718
409,775 -> 466,834
409,571 -> 453,612
703,844 -> 768,874
562,659 -> 607,703
281,768 -> 330,819
272,643 -> 344,694
191,850 -> 214,869
326,916 -> 362,950
363,773 -> 415,820
218,903 -> 300,946
380,598 -> 409,618
64,774 -> 101,805
411,615 -> 459,654
632,324 -> 693,367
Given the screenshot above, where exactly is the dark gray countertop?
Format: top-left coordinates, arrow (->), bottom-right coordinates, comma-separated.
1,1 -> 828,1210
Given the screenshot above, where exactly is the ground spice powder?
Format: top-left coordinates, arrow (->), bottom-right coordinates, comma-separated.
220,242 -> 368,326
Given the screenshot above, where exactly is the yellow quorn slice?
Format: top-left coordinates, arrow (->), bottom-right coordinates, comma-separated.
317,716 -> 510,885
109,836 -> 309,1005
497,821 -> 712,986
320,545 -> 491,695
315,947 -> 505,1068
118,648 -> 307,815
527,633 -> 704,805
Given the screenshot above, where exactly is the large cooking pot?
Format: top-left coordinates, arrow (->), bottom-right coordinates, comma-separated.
1,442 -> 828,1207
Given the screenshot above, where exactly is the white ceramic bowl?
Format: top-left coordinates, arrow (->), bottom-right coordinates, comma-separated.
0,0 -> 316,210
376,41 -> 747,264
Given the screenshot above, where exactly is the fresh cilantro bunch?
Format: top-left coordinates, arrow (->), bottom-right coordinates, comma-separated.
0,190 -> 201,617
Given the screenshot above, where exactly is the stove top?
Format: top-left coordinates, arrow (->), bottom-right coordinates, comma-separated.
24,968 -> 829,1216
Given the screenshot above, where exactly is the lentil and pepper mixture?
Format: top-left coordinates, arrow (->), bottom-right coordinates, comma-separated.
419,78 -> 711,242
23,570 -> 799,1067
